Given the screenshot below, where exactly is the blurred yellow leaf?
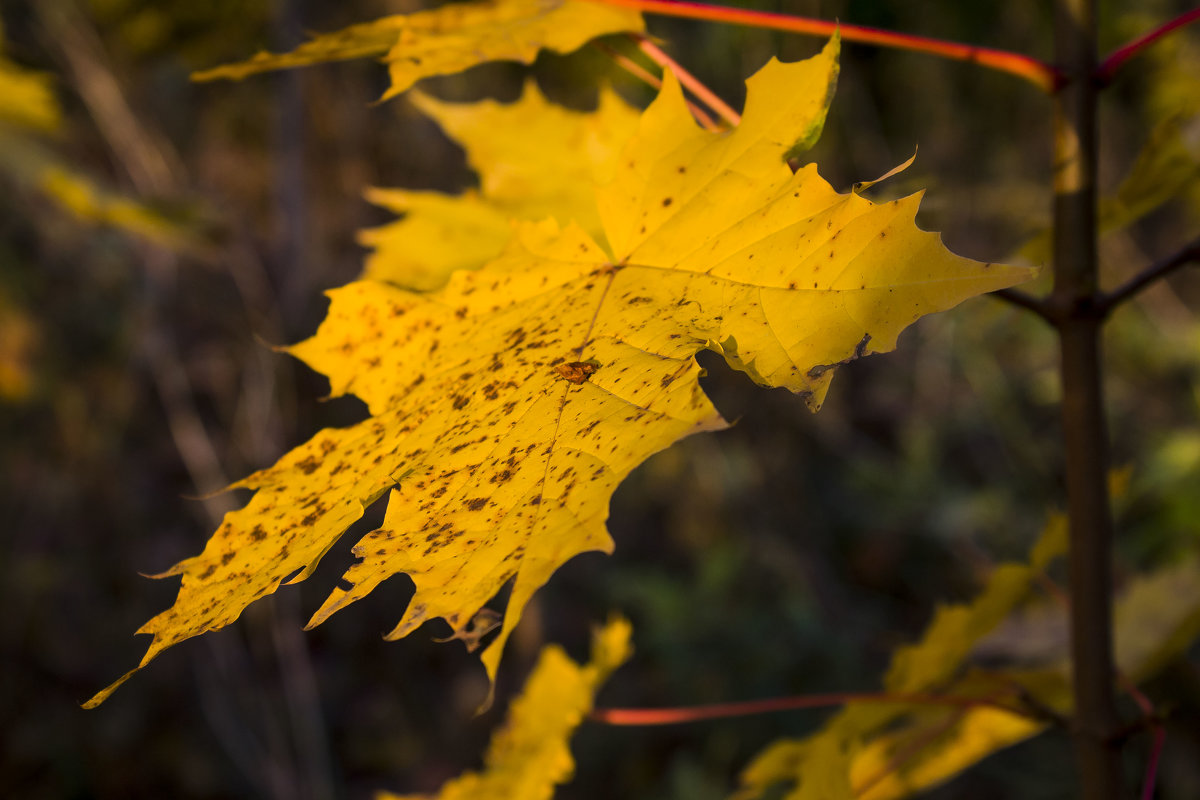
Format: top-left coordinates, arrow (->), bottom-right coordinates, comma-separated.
738,500 -> 1200,800
378,616 -> 631,800
735,513 -> 1064,800
90,38 -> 1033,708
191,0 -> 644,100
1020,40 -> 1200,262
1097,108 -> 1200,234
0,58 -> 60,134
852,708 -> 1042,800
360,188 -> 515,291
37,165 -> 198,251
883,564 -> 1036,695
362,82 -> 640,289
1115,554 -> 1200,681
0,291 -> 39,403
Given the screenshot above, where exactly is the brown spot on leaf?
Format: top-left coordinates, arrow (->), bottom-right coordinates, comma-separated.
555,361 -> 598,385
466,497 -> 488,511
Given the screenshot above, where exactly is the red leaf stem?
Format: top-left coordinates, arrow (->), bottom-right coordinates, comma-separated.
590,690 -> 1029,726
633,35 -> 740,125
587,0 -> 1059,92
591,40 -> 721,130
1141,724 -> 1166,800
1096,8 -> 1200,85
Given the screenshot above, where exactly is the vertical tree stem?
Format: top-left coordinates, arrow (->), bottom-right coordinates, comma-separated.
1053,1 -> 1122,797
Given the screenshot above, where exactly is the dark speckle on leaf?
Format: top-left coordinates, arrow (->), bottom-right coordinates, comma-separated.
555,361 -> 598,385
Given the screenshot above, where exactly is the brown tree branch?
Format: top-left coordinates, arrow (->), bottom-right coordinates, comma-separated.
1097,236 -> 1200,316
991,287 -> 1056,324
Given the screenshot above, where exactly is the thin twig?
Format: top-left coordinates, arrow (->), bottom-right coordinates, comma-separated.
590,690 -> 1031,726
588,0 -> 1059,92
593,39 -> 664,89
991,287 -> 1055,323
1097,236 -> 1200,315
633,35 -> 741,126
1141,724 -> 1166,800
1096,8 -> 1200,85
591,40 -> 720,130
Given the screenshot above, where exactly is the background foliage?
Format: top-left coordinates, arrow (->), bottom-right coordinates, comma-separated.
3,0 -> 1198,797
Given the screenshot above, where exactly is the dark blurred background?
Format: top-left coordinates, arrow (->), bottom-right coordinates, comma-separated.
3,0 -> 1199,797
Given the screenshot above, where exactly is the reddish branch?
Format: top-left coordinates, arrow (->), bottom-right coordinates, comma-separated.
633,35 -> 741,125
1142,725 -> 1166,800
1096,8 -> 1200,84
592,40 -> 721,129
588,0 -> 1059,91
590,690 -> 1032,726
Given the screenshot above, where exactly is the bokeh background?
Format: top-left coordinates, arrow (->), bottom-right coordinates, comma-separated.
3,0 -> 1199,797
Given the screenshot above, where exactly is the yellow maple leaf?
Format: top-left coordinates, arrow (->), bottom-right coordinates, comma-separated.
362,82 -> 641,289
87,38 -> 1034,708
191,0 -> 644,100
379,616 -> 631,800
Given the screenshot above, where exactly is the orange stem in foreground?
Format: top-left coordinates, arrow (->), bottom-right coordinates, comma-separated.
633,35 -> 741,125
591,690 -> 1028,726
592,40 -> 720,130
589,0 -> 1059,92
